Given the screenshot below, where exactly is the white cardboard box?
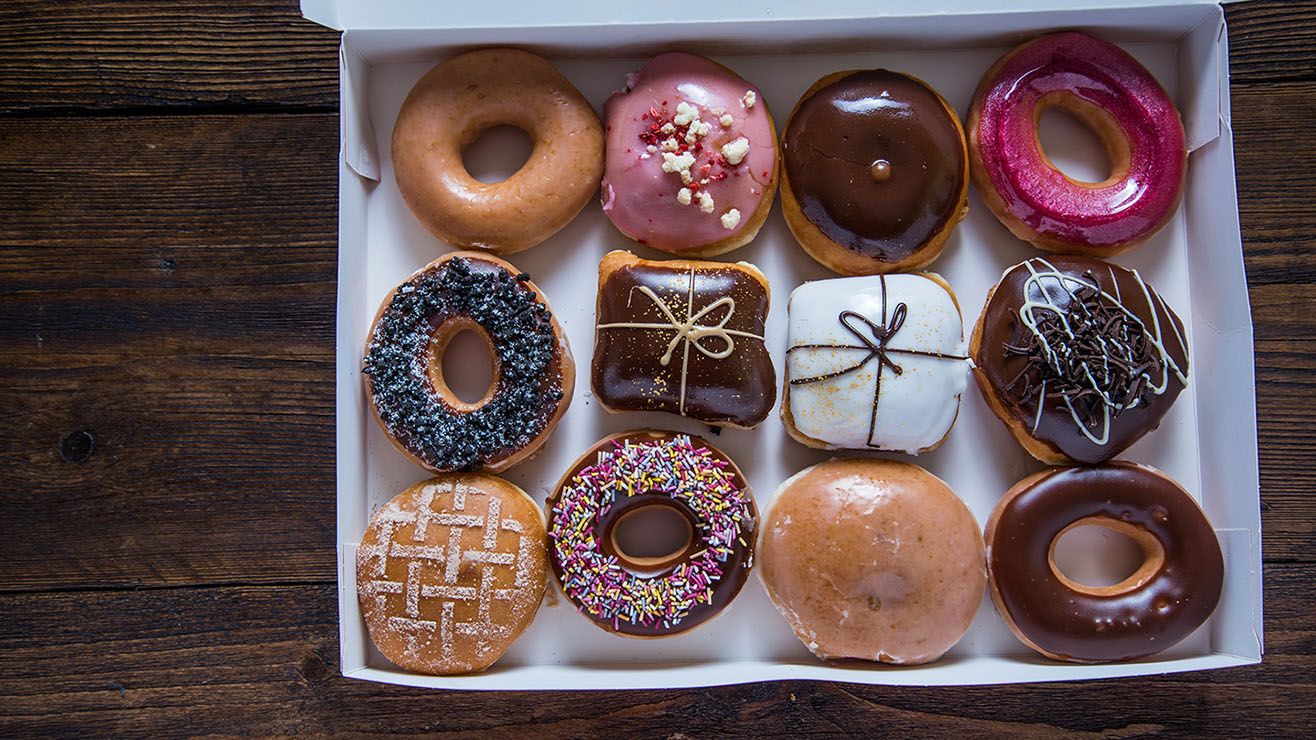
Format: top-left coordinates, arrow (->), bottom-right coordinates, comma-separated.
304,0 -> 1262,689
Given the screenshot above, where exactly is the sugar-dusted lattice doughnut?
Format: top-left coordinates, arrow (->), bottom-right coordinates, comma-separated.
357,475 -> 548,675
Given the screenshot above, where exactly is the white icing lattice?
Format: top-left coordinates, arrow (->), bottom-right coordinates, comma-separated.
361,481 -> 537,665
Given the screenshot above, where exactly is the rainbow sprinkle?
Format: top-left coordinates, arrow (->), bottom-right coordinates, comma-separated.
548,434 -> 753,630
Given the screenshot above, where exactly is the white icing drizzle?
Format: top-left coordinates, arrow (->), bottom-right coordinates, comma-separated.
1016,258 -> 1189,446
596,268 -> 766,415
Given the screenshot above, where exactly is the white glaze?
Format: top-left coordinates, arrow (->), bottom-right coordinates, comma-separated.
785,274 -> 969,454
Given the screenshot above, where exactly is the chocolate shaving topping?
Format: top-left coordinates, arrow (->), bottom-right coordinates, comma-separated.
1003,269 -> 1162,434
363,257 -> 563,471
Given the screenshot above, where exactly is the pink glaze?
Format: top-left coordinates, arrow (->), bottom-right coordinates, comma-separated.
601,53 -> 776,254
973,32 -> 1185,251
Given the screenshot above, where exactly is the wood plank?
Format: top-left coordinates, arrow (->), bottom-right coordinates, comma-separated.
0,1 -> 1308,114
0,113 -> 337,249
0,114 -> 337,591
1233,80 -> 1316,285
0,568 -> 1309,737
1225,1 -> 1316,84
0,1 -> 338,113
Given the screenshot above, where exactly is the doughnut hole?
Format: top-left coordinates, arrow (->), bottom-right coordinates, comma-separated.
1049,516 -> 1165,596
427,319 -> 498,410
461,124 -> 534,184
1035,92 -> 1130,186
609,502 -> 696,575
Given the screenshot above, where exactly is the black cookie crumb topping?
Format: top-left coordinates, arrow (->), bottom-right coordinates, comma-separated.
362,256 -> 564,471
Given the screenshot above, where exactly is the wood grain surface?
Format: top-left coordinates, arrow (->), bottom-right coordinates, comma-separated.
1,1 -> 1313,736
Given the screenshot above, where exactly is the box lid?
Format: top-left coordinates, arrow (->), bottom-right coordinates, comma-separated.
301,0 -> 1224,31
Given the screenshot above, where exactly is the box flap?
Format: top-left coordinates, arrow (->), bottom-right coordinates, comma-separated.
302,0 -> 1224,31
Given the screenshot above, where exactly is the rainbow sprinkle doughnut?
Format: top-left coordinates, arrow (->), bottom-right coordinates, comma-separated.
547,431 -> 757,637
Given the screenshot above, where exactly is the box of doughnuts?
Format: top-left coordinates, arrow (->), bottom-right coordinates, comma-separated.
303,0 -> 1261,688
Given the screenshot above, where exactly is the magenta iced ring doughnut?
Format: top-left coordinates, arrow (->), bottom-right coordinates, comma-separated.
968,32 -> 1186,256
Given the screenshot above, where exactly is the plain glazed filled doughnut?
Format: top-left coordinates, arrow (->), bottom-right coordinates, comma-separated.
356,475 -> 548,675
781,69 -> 968,275
601,52 -> 778,257
362,251 -> 573,473
782,272 -> 970,454
759,459 -> 985,665
986,463 -> 1224,663
392,48 -> 604,254
592,250 -> 776,429
546,431 -> 757,638
971,255 -> 1189,465
968,32 -> 1186,256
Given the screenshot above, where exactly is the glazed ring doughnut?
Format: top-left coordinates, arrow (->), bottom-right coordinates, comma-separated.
986,463 -> 1224,663
391,48 -> 604,254
546,431 -> 757,638
362,251 -> 573,473
968,32 -> 1186,256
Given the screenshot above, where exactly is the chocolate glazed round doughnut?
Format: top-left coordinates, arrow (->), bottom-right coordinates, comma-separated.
781,69 -> 969,275
986,464 -> 1224,663
362,251 -> 573,473
392,48 -> 604,254
546,431 -> 757,638
968,32 -> 1186,256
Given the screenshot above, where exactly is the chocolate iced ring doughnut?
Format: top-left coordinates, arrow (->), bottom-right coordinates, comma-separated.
971,255 -> 1189,464
362,252 -> 573,473
986,464 -> 1224,663
392,48 -> 604,254
782,69 -> 968,275
968,32 -> 1186,256
546,431 -> 757,638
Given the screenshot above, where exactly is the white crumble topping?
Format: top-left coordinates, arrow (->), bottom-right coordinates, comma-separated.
660,122 -> 676,135
661,151 -> 696,172
673,101 -> 699,127
696,190 -> 714,214
684,119 -> 713,144
719,113 -> 734,128
720,208 -> 742,230
721,136 -> 750,165
741,90 -> 756,108
676,187 -> 692,205
660,137 -> 679,152
645,144 -> 657,153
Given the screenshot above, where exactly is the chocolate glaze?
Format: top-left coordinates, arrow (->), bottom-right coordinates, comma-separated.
547,431 -> 756,637
975,256 -> 1189,464
592,257 -> 776,427
989,465 -> 1223,663
783,70 -> 966,263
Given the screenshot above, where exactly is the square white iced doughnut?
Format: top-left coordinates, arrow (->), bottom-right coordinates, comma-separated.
784,273 -> 970,454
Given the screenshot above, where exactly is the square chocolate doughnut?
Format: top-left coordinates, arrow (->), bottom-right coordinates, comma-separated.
783,273 -> 970,453
591,250 -> 776,428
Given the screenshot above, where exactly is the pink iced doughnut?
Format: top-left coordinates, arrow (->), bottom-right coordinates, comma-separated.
601,53 -> 778,257
968,32 -> 1186,256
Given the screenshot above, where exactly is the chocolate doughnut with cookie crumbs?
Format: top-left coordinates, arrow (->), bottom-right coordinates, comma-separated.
363,252 -> 573,473
592,250 -> 775,428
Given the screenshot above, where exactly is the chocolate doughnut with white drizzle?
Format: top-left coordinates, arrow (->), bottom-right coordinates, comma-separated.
973,256 -> 1189,464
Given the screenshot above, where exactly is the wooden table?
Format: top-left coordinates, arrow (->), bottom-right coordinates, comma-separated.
1,1 -> 1312,735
